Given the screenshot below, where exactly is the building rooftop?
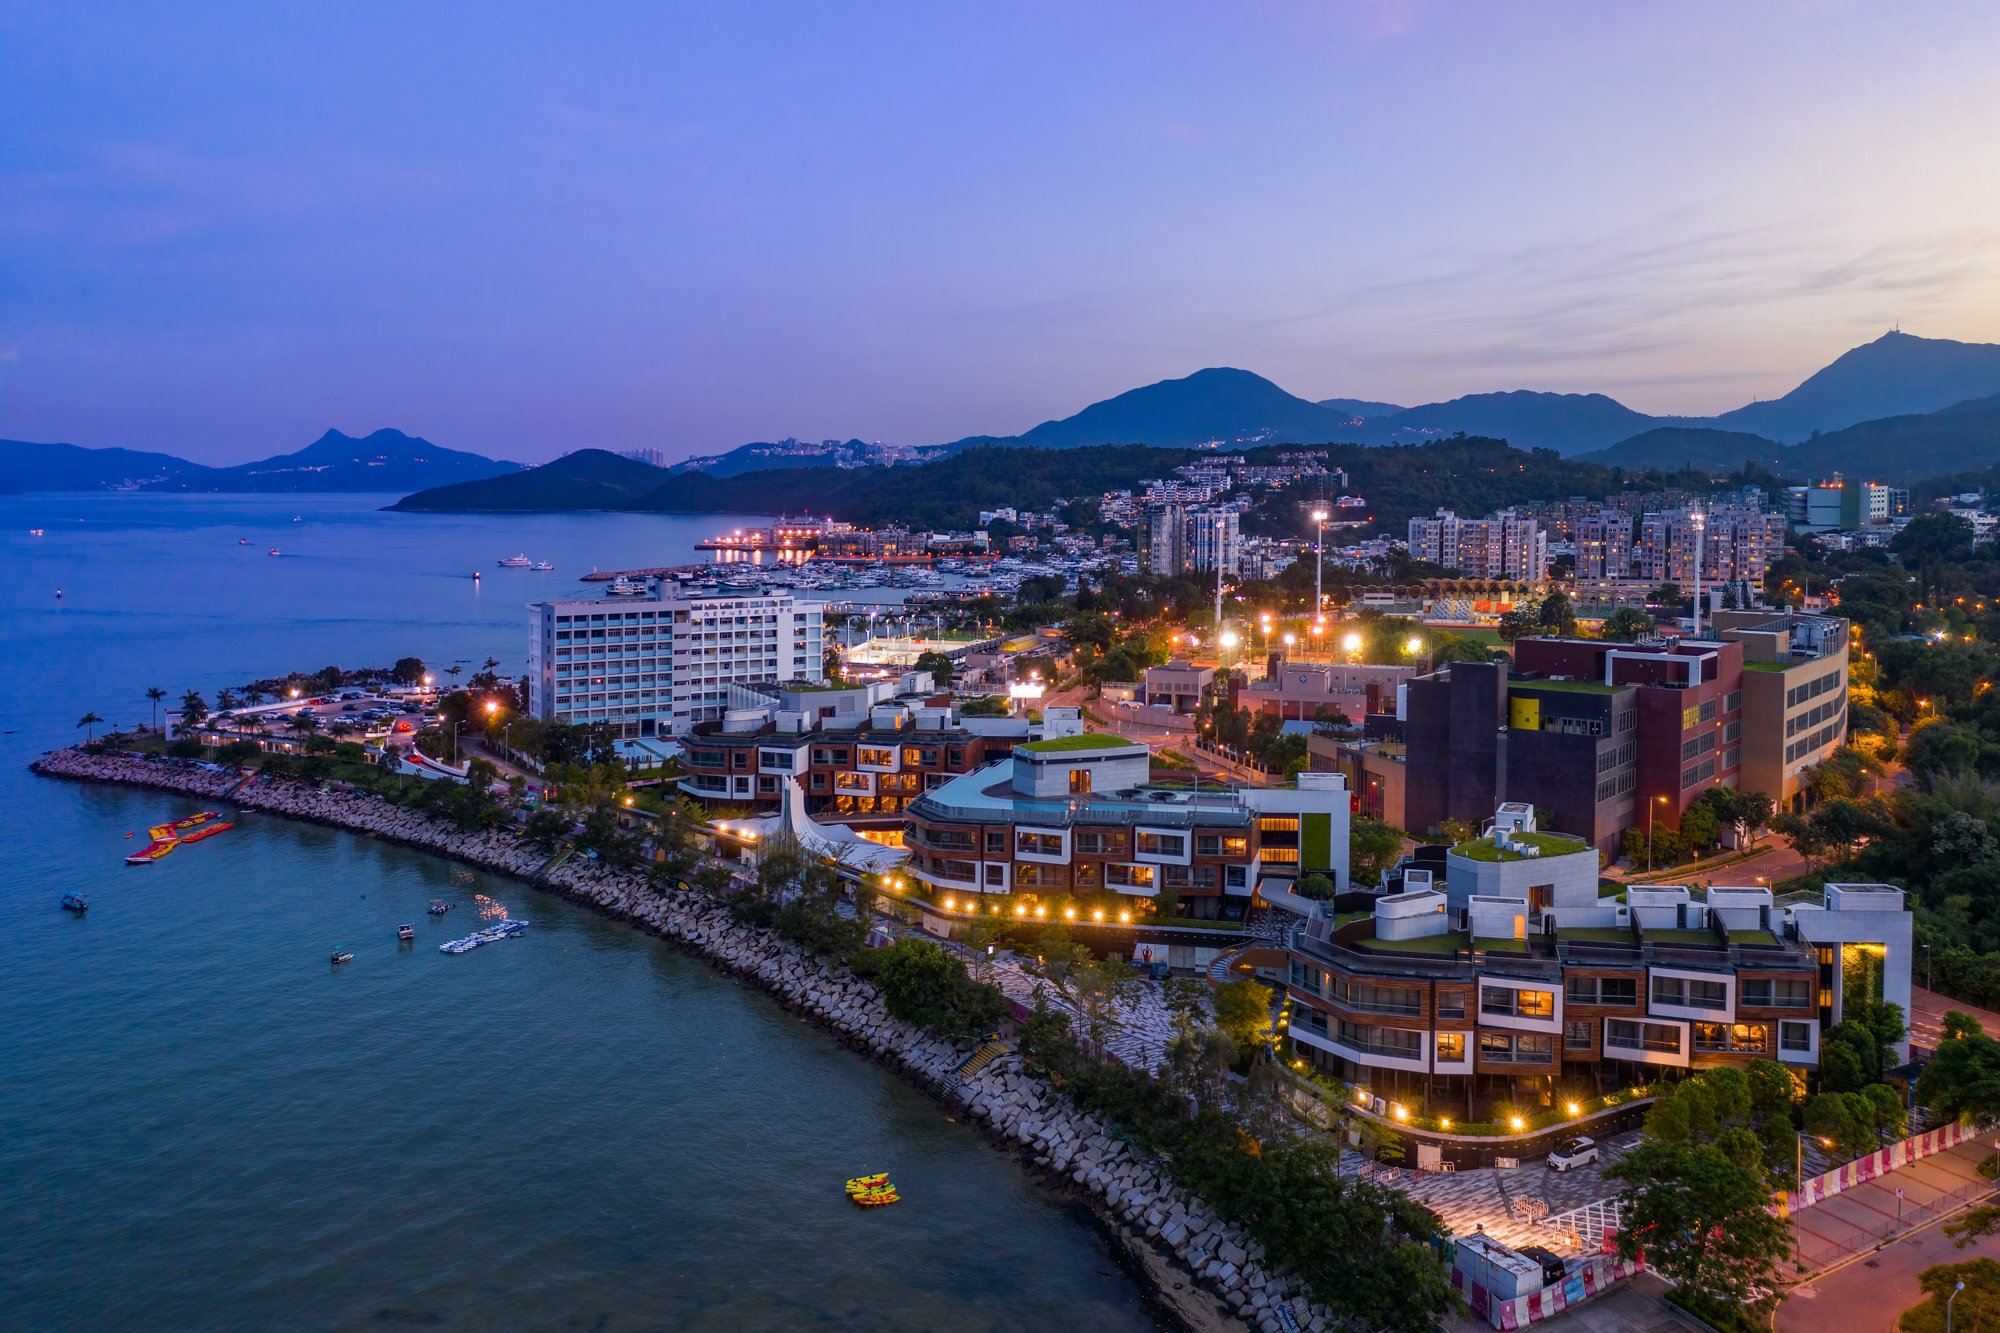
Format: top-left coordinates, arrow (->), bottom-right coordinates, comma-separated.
1513,678 -> 1623,694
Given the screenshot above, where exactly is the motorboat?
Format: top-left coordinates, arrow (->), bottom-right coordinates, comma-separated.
237,537 -> 248,545
530,560 -> 555,572
498,554 -> 532,568
396,923 -> 415,942
427,900 -> 451,915
268,548 -> 281,557
61,892 -> 87,913
331,948 -> 354,965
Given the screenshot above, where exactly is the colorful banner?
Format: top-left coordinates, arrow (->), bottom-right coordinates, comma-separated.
1790,1121 -> 1979,1213
1455,1254 -> 1643,1328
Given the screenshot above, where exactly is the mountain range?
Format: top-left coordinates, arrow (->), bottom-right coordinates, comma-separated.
12,330 -> 2000,496
933,332 -> 2000,462
0,429 -> 519,494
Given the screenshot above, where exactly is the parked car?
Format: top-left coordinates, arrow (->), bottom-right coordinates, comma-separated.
1518,1246 -> 1568,1287
1547,1136 -> 1598,1172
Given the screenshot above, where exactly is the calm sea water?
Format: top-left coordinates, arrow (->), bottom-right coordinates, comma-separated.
0,494 -> 1156,1331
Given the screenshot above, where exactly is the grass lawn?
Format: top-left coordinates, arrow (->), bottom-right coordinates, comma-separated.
1647,927 -> 1722,946
1730,928 -> 1782,946
1598,882 -> 1628,899
1558,926 -> 1636,944
1516,678 -> 1623,694
1471,936 -> 1529,954
1017,732 -> 1138,753
1454,830 -> 1589,861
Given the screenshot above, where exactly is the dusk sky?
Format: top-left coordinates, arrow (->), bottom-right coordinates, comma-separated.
6,2 -> 2000,464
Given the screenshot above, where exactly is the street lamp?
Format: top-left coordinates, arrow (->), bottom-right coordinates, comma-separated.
1310,507 -> 1329,614
1282,632 -> 1296,664
1647,794 -> 1669,872
1950,1279 -> 1967,1333
1342,631 -> 1362,663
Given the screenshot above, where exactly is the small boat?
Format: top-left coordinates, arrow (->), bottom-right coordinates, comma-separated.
844,1174 -> 889,1193
62,893 -> 87,913
531,560 -> 554,572
428,900 -> 451,915
396,923 -> 415,942
851,1188 -> 900,1207
331,948 -> 354,965
473,571 -> 481,582
30,528 -> 45,537
498,554 -> 532,568
604,575 -> 649,597
238,537 -> 248,545
268,548 -> 281,557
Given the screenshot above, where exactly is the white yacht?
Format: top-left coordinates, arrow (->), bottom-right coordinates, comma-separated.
530,560 -> 555,571
498,554 -> 532,568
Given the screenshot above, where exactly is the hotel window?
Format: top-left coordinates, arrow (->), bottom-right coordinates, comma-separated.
856,747 -> 895,767
1479,1032 -> 1553,1064
1564,1019 -> 1594,1050
1137,831 -> 1186,857
1017,831 -> 1063,856
833,772 -> 871,792
1287,961 -> 1323,995
1605,1018 -> 1682,1055
1741,978 -> 1813,1008
985,831 -> 1007,856
1652,977 -> 1727,1011
1107,864 -> 1155,888
1481,986 -> 1554,1020
1434,1032 -> 1466,1062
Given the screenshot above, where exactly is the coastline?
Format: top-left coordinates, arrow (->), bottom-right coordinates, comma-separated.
31,749 -> 1330,1333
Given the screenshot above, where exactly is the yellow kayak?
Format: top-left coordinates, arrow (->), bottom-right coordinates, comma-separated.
844,1174 -> 890,1193
852,1190 -> 900,1207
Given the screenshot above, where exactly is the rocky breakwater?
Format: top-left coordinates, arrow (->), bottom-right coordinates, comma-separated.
32,748 -> 1332,1332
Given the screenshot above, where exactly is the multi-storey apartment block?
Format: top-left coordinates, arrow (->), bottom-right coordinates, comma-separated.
1407,508 -> 1549,582
904,736 -> 1349,922
1283,804 -> 1912,1115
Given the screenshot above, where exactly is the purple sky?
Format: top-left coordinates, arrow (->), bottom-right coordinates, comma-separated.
5,2 -> 1999,464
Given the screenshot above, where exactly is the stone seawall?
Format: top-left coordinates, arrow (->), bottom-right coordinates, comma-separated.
33,749 -> 1335,1333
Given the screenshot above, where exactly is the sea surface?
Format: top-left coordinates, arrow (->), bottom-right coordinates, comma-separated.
0,493 -> 1157,1331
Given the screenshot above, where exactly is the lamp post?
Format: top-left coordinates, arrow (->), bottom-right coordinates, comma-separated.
1311,508 -> 1329,616
1342,631 -> 1362,664
1406,634 -> 1428,675
1926,941 -> 1934,991
1647,794 -> 1669,872
1949,1279 -> 1966,1333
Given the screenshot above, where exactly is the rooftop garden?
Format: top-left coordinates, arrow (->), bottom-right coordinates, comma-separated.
1355,929 -> 1529,955
1452,829 -> 1590,861
1557,925 -> 1636,944
1741,659 -> 1793,672
1646,927 -> 1722,946
1017,732 -> 1138,754
1516,677 -> 1622,694
1729,927 -> 1782,946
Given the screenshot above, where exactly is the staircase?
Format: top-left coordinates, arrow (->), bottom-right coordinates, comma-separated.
947,1037 -> 1011,1085
534,846 -> 575,879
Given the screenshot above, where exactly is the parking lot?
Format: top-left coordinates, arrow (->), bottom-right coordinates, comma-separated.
202,689 -> 436,746
1361,1130 -> 1644,1255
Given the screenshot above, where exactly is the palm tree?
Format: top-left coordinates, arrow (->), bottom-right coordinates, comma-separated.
446,664 -> 463,683
146,686 -> 166,731
77,711 -> 104,743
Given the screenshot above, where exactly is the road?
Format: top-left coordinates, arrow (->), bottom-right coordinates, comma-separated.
1909,986 -> 2000,1053
1779,1179 -> 2000,1333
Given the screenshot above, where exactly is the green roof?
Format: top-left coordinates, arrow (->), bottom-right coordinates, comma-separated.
1452,830 -> 1590,862
1017,732 -> 1139,754
1741,660 -> 1793,672
1558,926 -> 1635,944
1646,927 -> 1721,946
1515,678 -> 1623,694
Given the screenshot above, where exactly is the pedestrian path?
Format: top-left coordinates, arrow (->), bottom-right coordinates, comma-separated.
1788,1136 -> 1994,1273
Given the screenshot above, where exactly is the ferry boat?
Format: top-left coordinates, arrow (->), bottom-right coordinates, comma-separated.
331,948 -> 354,965
396,923 -> 415,942
531,560 -> 555,572
498,554 -> 532,568
604,575 -> 649,597
61,892 -> 87,913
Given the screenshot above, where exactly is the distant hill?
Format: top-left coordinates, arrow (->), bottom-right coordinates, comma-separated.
1372,390 -> 1660,455
1714,332 -> 2000,443
0,440 -> 210,492
1783,393 -> 2000,481
996,367 -> 1355,449
399,443 -> 1211,529
1317,397 -> 1407,419
390,448 -> 667,511
149,428 -> 519,492
1580,426 -> 1790,473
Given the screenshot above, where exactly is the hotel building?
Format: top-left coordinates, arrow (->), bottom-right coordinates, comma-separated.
527,579 -> 826,738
